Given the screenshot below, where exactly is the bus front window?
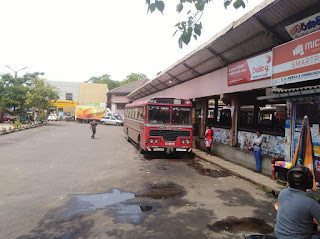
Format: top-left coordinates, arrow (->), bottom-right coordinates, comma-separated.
148,106 -> 170,124
172,107 -> 191,125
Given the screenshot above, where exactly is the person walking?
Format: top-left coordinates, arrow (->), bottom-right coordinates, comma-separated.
205,126 -> 214,155
252,130 -> 263,172
90,120 -> 98,139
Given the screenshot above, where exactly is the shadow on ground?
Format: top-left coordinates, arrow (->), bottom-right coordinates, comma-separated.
105,208 -> 216,239
16,215 -> 94,239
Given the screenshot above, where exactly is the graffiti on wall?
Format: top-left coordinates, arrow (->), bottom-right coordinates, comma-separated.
211,127 -> 230,145
237,131 -> 285,157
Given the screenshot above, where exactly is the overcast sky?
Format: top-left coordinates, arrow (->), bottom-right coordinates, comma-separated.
0,0 -> 264,83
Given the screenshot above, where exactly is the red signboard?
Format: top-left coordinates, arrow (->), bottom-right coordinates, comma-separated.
228,51 -> 272,86
272,29 -> 320,86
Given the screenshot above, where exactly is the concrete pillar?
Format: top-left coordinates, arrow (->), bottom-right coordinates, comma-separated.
214,96 -> 219,124
200,98 -> 208,138
230,97 -> 239,147
253,102 -> 259,128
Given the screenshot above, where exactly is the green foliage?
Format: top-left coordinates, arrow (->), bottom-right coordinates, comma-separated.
86,73 -> 147,90
0,72 -> 43,117
121,73 -> 147,86
13,121 -> 22,129
26,79 -> 59,111
0,72 -> 57,117
85,74 -> 121,90
146,0 -> 247,48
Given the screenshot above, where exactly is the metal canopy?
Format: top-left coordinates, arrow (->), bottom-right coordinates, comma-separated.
128,0 -> 320,101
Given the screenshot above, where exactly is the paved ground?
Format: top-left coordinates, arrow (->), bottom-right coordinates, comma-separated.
0,122 -> 278,239
193,149 -> 285,195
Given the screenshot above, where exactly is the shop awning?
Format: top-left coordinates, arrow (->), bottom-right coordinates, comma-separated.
128,0 -> 320,101
257,85 -> 320,100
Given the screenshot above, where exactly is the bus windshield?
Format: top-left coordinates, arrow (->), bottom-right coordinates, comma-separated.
148,106 -> 170,124
172,107 -> 192,125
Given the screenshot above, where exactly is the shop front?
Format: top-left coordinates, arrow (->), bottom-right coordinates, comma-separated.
50,100 -> 78,117
269,29 -> 320,167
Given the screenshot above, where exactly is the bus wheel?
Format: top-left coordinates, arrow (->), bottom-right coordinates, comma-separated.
126,129 -> 130,142
138,137 -> 145,154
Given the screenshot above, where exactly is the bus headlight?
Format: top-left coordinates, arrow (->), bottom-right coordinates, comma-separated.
150,139 -> 154,144
181,139 -> 185,144
186,139 -> 190,144
155,139 -> 159,144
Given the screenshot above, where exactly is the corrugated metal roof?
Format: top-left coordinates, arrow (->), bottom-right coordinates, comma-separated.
272,85 -> 320,93
128,0 -> 320,100
108,79 -> 148,94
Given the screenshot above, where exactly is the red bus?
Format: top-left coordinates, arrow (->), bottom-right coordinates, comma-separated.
124,97 -> 193,154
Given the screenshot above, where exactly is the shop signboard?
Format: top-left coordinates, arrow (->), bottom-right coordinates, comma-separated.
228,51 -> 272,86
285,12 -> 320,40
50,100 -> 77,107
272,30 -> 320,86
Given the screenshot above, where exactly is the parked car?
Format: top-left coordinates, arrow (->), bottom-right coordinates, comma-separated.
100,116 -> 123,126
48,114 -> 59,121
3,115 -> 14,122
65,115 -> 75,122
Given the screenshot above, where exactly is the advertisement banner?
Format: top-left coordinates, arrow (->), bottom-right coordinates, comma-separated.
285,12 -> 320,40
272,30 -> 320,86
228,51 -> 272,86
75,106 -> 105,120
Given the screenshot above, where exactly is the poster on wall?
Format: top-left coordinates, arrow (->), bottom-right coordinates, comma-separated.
272,29 -> 320,86
228,51 -> 272,86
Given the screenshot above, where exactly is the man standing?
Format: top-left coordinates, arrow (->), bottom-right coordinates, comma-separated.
90,120 -> 98,139
275,166 -> 320,239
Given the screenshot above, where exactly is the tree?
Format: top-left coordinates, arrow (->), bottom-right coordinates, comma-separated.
27,79 -> 59,112
86,73 -> 148,90
146,0 -> 246,48
121,73 -> 147,86
0,72 -> 55,118
85,74 -> 121,90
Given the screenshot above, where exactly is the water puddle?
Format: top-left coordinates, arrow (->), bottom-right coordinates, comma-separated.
137,183 -> 186,199
187,158 -> 230,178
48,189 -> 156,224
207,217 -> 274,234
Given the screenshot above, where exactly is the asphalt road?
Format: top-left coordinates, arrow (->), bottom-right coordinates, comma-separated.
0,122 -> 277,239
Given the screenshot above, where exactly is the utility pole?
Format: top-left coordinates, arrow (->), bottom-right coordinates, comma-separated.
5,65 -> 28,79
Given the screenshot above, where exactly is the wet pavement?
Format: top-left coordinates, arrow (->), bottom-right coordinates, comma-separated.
207,216 -> 274,234
0,122 -> 278,239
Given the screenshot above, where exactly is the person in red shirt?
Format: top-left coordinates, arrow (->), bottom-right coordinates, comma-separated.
205,126 -> 214,154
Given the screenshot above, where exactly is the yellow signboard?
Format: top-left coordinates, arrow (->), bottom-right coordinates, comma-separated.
50,101 -> 77,107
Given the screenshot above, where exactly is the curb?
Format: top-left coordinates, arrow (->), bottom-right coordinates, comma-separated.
193,150 -> 284,195
0,123 -> 45,136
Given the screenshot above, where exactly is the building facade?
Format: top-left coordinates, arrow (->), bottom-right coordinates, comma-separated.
48,81 -> 108,116
107,79 -> 147,116
127,0 -> 320,176
79,83 -> 108,106
48,81 -> 80,116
